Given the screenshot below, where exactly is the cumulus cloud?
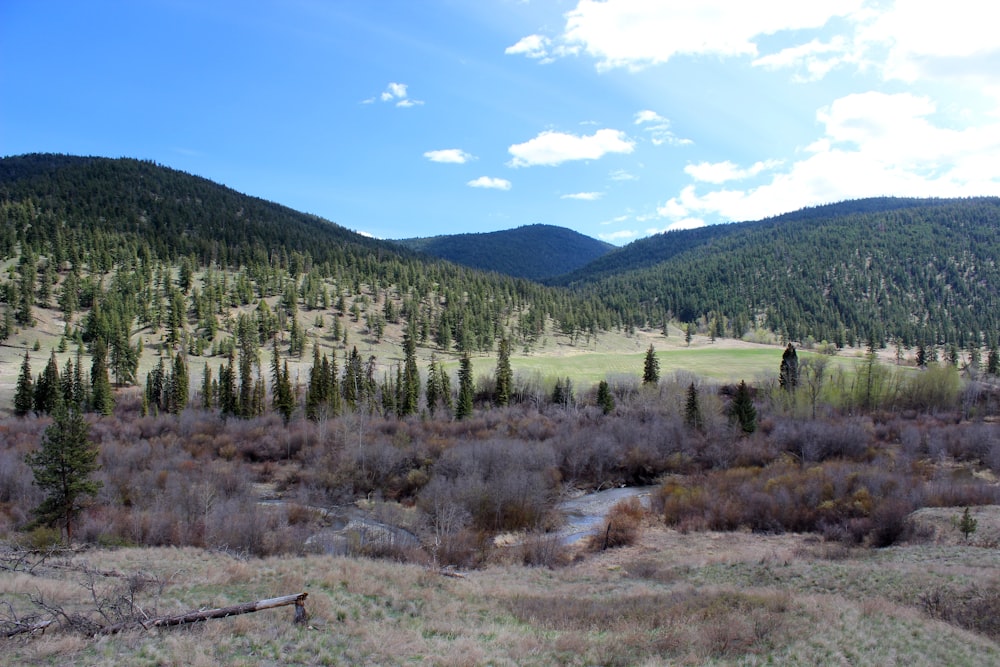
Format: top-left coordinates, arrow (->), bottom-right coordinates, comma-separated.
467,176 -> 512,190
376,82 -> 423,107
508,128 -> 634,167
561,191 -> 603,200
508,0 -> 862,71
424,149 -> 474,164
658,91 -> 1000,225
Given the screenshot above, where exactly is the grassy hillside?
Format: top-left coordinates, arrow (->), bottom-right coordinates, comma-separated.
395,224 -> 615,281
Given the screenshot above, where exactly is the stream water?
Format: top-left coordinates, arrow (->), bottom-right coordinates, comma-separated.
555,485 -> 655,545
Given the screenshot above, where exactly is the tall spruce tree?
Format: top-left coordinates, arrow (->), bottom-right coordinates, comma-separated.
729,380 -> 757,435
494,336 -> 512,407
642,344 -> 660,386
684,382 -> 703,431
14,350 -> 34,416
25,404 -> 102,543
90,339 -> 114,415
779,343 -> 799,392
456,353 -> 474,420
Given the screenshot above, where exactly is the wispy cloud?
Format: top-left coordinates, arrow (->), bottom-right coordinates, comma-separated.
424,149 -> 474,164
508,129 -> 634,167
634,109 -> 691,146
684,159 -> 782,184
598,229 -> 638,242
467,176 -> 512,190
561,191 -> 603,200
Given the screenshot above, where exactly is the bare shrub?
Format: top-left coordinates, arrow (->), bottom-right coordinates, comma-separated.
920,583 -> 1000,639
589,497 -> 644,550
516,531 -> 571,568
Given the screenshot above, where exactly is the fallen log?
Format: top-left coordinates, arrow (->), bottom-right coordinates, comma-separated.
98,592 -> 308,635
4,619 -> 54,638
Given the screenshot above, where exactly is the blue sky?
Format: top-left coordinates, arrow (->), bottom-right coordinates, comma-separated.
3,1 -> 1000,245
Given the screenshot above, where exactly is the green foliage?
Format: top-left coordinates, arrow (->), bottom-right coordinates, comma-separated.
14,349 -> 34,416
494,337 -> 512,407
779,344 -> 799,392
729,380 -> 757,435
456,353 -> 474,420
596,379 -> 615,415
958,507 -> 978,542
684,382 -> 703,431
24,404 -> 102,542
642,344 -> 659,385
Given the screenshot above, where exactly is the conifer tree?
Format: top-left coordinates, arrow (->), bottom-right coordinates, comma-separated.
988,343 -> 1000,376
201,362 -> 213,409
425,353 -> 440,416
34,352 -> 62,415
456,353 -> 474,420
400,331 -> 419,416
779,343 -> 799,392
729,380 -> 757,434
90,339 -> 114,415
642,344 -> 659,386
684,382 -> 703,431
597,379 -> 615,415
25,404 -> 101,543
494,336 -> 512,407
14,350 -> 34,416
170,352 -> 189,413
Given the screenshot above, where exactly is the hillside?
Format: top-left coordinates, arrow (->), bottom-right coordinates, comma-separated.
395,224 -> 614,281
555,197 -> 1000,348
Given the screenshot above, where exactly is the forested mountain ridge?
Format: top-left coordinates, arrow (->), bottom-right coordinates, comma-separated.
0,153 -> 618,357
555,197 -> 1000,349
395,224 -> 614,281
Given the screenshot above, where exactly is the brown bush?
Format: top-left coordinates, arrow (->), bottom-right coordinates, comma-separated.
589,497 -> 644,550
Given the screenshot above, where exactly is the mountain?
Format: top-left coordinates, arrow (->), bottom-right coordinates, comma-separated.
554,197 -> 1000,348
0,154 -> 617,354
395,224 -> 615,281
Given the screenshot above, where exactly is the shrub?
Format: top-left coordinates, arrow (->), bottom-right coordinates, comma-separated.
589,497 -> 644,550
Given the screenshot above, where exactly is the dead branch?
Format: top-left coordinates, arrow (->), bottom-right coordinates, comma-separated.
97,592 -> 308,635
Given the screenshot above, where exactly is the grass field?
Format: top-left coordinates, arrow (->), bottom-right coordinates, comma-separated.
3,507 -> 998,666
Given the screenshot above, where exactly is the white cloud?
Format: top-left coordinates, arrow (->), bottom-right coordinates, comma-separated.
752,36 -> 851,81
424,149 -> 474,164
505,34 -> 552,61
377,82 -> 423,107
857,0 -> 1000,87
467,176 -> 512,190
633,109 -> 690,146
561,191 -> 603,200
684,159 -> 782,184
659,91 -> 1000,225
598,229 -> 638,242
609,169 -> 637,181
647,218 -> 706,234
511,0 -> 863,71
508,128 -> 634,167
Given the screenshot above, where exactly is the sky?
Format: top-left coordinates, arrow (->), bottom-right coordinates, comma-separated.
3,1 -> 1000,245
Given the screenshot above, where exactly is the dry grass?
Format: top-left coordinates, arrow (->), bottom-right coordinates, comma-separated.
3,518 -> 999,666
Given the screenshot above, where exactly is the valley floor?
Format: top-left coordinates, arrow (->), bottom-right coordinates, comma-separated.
3,507 -> 999,666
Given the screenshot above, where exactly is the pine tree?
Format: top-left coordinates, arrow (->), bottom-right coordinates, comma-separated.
170,352 -> 189,413
90,339 -> 114,415
456,353 -> 474,420
597,379 -> 615,415
729,380 -> 757,435
494,336 -> 512,407
34,352 -> 62,415
642,344 -> 659,386
779,343 -> 799,392
24,404 -> 102,543
14,350 -> 34,416
401,331 -> 419,416
685,323 -> 693,347
201,362 -> 213,409
684,382 -> 703,431
988,344 -> 1000,376
425,353 -> 440,416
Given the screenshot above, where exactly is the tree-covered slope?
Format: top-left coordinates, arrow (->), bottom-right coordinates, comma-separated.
395,224 -> 614,281
557,197 -> 1000,348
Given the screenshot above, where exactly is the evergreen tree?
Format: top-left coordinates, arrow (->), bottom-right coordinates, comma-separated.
494,336 -> 512,407
988,344 -> 999,376
456,353 -> 474,420
201,362 -> 213,409
218,352 -> 237,417
729,380 -> 757,435
14,350 -> 34,416
24,404 -> 102,543
596,379 -> 615,415
685,323 -> 693,347
271,341 -> 294,424
401,331 -> 419,416
684,382 -> 703,431
425,353 -> 440,416
642,344 -> 659,386
34,352 -> 62,415
90,339 -> 114,415
169,352 -> 189,413
779,343 -> 799,392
